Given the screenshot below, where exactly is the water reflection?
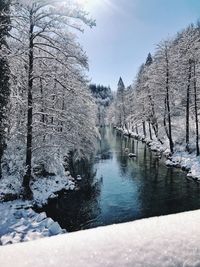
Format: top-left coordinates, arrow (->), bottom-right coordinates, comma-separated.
44,127 -> 200,232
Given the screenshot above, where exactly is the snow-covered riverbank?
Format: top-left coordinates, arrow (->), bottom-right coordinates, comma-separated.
0,171 -> 78,245
1,209 -> 200,267
117,127 -> 200,181
0,200 -> 66,246
0,172 -> 76,206
166,152 -> 200,180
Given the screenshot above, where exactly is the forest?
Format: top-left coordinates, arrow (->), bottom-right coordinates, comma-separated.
108,24 -> 200,179
89,84 -> 112,127
1,0 -> 200,257
0,0 -> 99,201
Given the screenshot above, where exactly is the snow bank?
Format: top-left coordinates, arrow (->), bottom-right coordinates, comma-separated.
118,127 -> 200,181
31,175 -> 75,207
1,210 -> 200,266
0,201 -> 65,246
0,173 -> 76,245
116,127 -> 168,154
0,159 -> 77,245
0,172 -> 76,207
166,152 -> 200,180
1,142 -> 76,206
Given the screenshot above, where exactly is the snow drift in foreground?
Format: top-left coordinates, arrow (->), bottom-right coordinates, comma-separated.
1,210 -> 200,267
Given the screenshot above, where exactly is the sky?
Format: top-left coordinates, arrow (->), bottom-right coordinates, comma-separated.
78,0 -> 200,90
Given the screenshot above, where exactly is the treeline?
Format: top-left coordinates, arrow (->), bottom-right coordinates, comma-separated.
109,23 -> 200,156
0,0 -> 97,198
90,84 -> 113,127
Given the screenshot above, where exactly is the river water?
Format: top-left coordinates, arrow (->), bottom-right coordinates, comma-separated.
45,127 -> 200,232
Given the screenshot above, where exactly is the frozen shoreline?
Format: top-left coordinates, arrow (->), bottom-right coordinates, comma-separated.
117,127 -> 200,181
0,172 -> 78,246
0,200 -> 66,246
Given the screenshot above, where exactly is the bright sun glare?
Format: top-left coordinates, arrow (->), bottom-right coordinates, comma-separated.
77,0 -> 112,11
77,0 -> 98,10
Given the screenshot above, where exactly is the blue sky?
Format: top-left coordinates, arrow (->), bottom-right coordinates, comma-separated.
79,0 -> 200,90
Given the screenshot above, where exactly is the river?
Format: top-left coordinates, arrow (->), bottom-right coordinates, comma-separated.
44,127 -> 200,232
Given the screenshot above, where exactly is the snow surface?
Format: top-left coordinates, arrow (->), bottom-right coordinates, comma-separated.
31,175 -> 75,207
166,152 -> 200,180
0,173 -> 75,207
0,200 -> 65,246
0,167 -> 76,245
1,210 -> 200,266
1,143 -> 77,206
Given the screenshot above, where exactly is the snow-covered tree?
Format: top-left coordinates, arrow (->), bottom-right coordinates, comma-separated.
110,23 -> 200,157
89,84 -> 113,127
0,0 -> 10,178
115,77 -> 126,128
6,0 -> 97,198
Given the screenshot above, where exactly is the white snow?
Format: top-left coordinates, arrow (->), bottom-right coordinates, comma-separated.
165,152 -> 200,180
128,153 -> 136,158
76,175 -> 82,181
0,166 -> 77,245
0,200 -> 65,246
1,209 -> 200,266
31,175 -> 75,207
0,171 -> 76,207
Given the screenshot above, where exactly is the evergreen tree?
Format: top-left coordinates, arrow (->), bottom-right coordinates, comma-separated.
0,0 -> 10,178
117,77 -> 125,95
145,52 -> 153,66
116,77 -> 125,127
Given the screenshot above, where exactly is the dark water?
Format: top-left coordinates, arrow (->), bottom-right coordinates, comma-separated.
45,127 -> 200,232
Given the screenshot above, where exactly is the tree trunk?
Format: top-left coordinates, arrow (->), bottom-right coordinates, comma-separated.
193,60 -> 199,156
142,121 -> 146,138
23,13 -> 34,199
0,143 -> 3,179
165,49 -> 174,154
148,94 -> 156,133
135,125 -> 138,135
131,124 -> 134,132
186,60 -> 192,152
40,78 -> 45,124
148,120 -> 152,140
60,94 -> 65,132
163,97 -> 169,138
152,123 -> 163,144
0,1 -> 10,179
40,78 -> 46,141
0,130 -> 5,179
